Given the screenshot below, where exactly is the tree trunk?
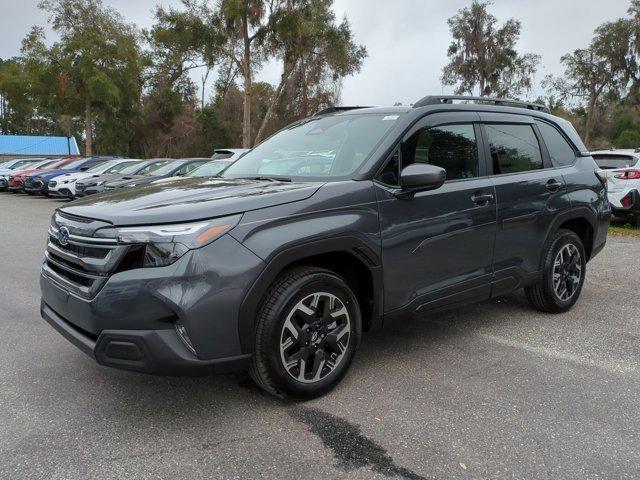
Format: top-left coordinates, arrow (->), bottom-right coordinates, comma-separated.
84,97 -> 93,156
584,89 -> 597,148
254,62 -> 295,145
241,16 -> 252,149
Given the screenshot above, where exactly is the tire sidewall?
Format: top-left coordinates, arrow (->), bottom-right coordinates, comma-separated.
260,272 -> 362,398
542,231 -> 586,311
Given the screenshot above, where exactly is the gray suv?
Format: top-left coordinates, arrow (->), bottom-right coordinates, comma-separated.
40,96 -> 611,398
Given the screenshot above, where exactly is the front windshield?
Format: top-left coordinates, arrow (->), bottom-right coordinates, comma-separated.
8,160 -> 33,170
87,160 -> 119,173
119,160 -> 168,175
223,113 -> 401,179
106,161 -> 138,174
61,159 -> 87,170
150,160 -> 186,176
189,161 -> 231,177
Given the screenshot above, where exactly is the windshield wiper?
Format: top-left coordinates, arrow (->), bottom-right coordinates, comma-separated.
245,176 -> 292,182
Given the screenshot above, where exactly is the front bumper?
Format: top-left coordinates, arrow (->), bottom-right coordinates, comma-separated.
41,301 -> 251,375
48,188 -> 74,198
40,234 -> 265,375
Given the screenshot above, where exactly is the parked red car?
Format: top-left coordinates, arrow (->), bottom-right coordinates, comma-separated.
7,158 -> 76,193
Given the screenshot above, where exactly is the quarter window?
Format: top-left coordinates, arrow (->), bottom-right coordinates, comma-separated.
536,121 -> 576,167
485,124 -> 543,174
402,124 -> 479,181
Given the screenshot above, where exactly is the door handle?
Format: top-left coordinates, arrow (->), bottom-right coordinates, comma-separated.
546,179 -> 563,192
471,192 -> 494,205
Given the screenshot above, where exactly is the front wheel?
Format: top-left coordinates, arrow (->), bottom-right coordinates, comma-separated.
526,229 -> 586,313
250,266 -> 362,399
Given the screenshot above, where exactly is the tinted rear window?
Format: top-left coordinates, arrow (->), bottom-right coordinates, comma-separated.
593,155 -> 638,169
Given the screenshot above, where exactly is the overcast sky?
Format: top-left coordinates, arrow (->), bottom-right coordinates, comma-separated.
0,0 -> 633,105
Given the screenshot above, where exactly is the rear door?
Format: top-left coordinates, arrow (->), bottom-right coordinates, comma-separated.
480,113 -> 567,293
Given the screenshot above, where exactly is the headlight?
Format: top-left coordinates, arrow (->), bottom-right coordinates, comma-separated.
112,215 -> 242,267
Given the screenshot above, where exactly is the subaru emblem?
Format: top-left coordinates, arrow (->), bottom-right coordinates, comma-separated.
58,226 -> 70,246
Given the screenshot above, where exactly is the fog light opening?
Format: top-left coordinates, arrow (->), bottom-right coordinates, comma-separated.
175,323 -> 197,355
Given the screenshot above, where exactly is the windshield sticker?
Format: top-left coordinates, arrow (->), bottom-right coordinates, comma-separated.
382,115 -> 399,121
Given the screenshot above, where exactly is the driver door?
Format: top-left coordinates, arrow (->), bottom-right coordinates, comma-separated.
375,112 -> 497,315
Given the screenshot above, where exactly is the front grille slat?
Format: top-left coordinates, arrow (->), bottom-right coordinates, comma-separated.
44,217 -> 126,299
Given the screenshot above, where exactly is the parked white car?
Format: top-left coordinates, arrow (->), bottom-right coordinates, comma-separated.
592,149 -> 640,226
48,159 -> 141,198
211,148 -> 249,161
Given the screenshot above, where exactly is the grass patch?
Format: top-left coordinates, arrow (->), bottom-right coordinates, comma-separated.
609,223 -> 640,236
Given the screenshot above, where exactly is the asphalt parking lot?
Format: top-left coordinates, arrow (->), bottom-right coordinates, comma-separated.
1,193 -> 639,480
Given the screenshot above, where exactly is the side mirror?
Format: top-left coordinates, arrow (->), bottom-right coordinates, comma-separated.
396,163 -> 446,198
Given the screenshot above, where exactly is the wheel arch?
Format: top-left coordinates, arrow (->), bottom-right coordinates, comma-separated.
237,236 -> 383,354
542,207 -> 597,267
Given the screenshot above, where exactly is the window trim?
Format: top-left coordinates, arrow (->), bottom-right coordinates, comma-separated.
479,122 -> 549,177
374,121 -> 486,188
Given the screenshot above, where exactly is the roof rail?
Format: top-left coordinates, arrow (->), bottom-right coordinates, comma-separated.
413,95 -> 550,113
313,106 -> 373,116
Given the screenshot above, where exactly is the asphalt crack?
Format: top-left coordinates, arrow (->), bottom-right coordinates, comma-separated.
291,407 -> 427,480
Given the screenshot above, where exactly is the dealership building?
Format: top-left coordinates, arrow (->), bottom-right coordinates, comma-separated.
0,134 -> 80,162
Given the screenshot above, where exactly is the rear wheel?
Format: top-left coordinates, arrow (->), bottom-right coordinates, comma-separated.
250,266 -> 361,399
526,229 -> 586,313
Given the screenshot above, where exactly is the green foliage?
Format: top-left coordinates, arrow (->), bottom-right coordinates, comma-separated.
441,1 -> 540,97
613,129 -> 640,148
0,0 -> 365,156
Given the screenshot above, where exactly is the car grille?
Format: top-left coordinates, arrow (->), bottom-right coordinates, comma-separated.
42,213 -> 129,299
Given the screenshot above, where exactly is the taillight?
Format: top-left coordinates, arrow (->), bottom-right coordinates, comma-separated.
621,193 -> 633,208
614,169 -> 640,180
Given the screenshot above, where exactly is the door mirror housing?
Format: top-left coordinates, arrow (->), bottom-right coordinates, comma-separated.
396,163 -> 446,198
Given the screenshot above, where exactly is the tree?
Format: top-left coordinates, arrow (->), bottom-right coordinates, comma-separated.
543,24 -> 630,146
37,0 -> 146,155
253,0 -> 366,144
441,1 -> 540,98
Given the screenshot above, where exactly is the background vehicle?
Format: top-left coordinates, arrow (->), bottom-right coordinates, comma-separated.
592,149 -> 640,225
7,158 -> 68,193
48,159 -> 141,198
25,156 -> 117,196
102,158 -> 209,191
0,158 -> 48,191
211,148 -> 249,161
76,159 -> 172,197
149,158 -> 237,187
40,96 -> 610,399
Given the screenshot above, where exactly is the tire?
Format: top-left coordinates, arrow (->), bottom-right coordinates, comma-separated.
630,214 -> 640,228
525,229 -> 586,313
250,266 -> 362,399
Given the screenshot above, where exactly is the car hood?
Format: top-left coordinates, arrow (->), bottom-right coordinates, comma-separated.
105,176 -> 158,188
51,171 -> 91,182
33,168 -> 80,180
60,177 -> 323,226
10,168 -> 45,178
78,173 -> 131,185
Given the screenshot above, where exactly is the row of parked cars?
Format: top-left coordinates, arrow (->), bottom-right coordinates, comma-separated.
0,149 -> 248,199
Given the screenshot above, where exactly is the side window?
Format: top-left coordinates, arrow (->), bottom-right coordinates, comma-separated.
485,124 -> 543,174
376,150 -> 400,186
536,121 -> 576,167
402,124 -> 479,180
